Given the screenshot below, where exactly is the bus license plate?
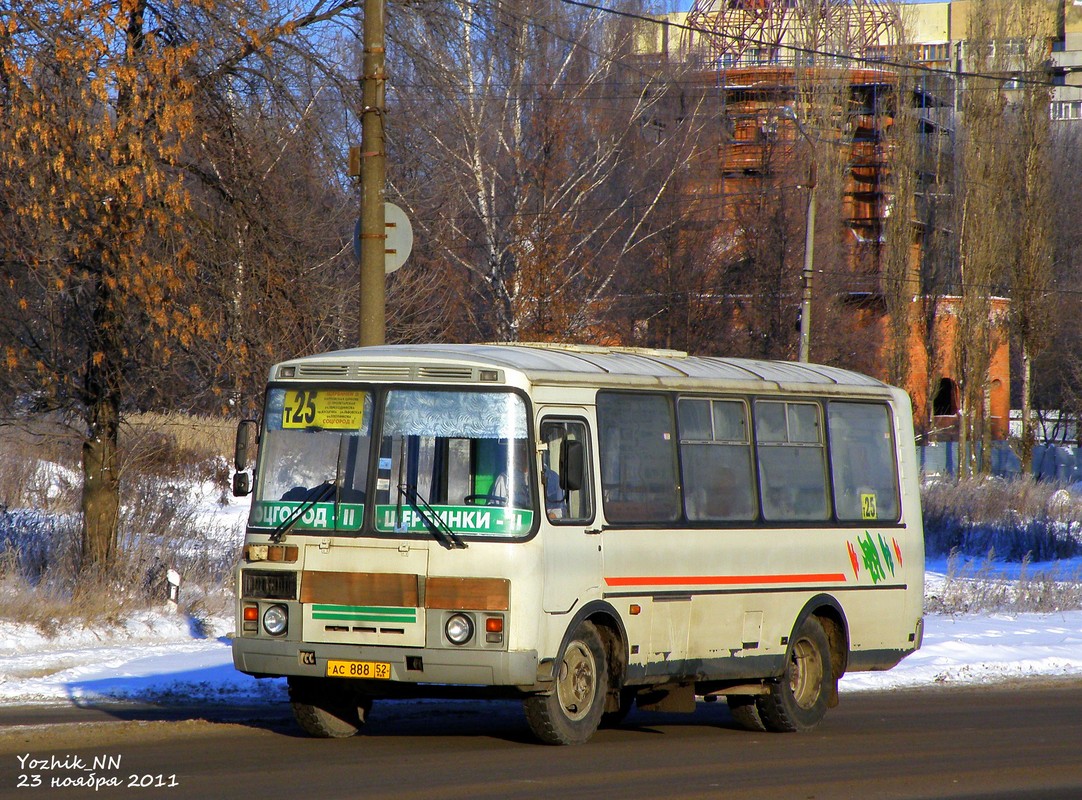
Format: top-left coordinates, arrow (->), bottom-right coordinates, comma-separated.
326,660 -> 391,680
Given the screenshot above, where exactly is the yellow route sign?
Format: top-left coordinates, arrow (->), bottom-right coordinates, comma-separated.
282,390 -> 366,430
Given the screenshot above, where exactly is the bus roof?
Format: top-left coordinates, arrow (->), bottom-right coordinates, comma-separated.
275,343 -> 894,395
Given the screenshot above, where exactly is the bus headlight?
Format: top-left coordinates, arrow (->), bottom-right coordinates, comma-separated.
445,613 -> 474,645
262,604 -> 288,636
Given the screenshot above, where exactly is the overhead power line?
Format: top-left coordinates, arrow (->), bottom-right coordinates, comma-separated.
555,0 -> 1065,91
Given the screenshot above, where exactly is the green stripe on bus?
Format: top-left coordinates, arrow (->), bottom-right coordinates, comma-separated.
313,614 -> 416,623
310,605 -> 417,623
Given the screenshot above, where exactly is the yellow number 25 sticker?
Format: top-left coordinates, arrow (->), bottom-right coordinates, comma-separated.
860,492 -> 878,520
282,390 -> 366,431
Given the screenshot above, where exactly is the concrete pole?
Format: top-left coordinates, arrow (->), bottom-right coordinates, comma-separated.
775,106 -> 816,363
799,159 -> 816,364
359,0 -> 386,346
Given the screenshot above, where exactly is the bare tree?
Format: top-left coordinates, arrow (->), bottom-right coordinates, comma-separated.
954,0 -> 1013,477
723,149 -> 804,361
184,51 -> 359,412
880,60 -> 921,390
389,0 -> 706,343
1006,0 -> 1056,474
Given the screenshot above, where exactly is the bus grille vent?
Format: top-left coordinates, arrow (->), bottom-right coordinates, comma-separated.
355,365 -> 412,380
418,366 -> 474,381
242,570 -> 297,600
297,364 -> 349,377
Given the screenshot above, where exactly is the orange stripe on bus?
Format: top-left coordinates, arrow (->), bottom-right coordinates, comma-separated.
604,573 -> 847,587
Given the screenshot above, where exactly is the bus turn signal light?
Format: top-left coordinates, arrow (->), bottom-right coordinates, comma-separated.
485,615 -> 504,644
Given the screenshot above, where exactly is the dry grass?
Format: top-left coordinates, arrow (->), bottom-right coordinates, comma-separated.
922,476 -> 1082,561
0,507 -> 241,632
0,412 -> 233,514
121,412 -> 234,480
0,413 -> 241,631
0,416 -> 81,513
926,551 -> 1082,615
922,476 -> 1082,613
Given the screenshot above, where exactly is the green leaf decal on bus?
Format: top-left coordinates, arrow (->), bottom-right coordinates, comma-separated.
857,531 -> 886,584
878,533 -> 896,577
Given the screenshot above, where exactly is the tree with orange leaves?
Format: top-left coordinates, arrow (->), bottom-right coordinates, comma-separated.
0,0 -> 214,571
0,0 -> 368,574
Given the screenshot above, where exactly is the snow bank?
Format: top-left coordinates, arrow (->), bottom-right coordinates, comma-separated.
4,603 -> 1082,707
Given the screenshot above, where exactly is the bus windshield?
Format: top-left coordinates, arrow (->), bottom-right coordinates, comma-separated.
373,389 -> 535,538
250,388 -> 373,532
249,386 -> 536,538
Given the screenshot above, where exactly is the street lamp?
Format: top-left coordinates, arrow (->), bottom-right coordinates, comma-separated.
774,106 -> 816,364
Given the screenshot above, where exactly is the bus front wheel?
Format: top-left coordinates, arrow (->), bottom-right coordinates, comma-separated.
288,677 -> 372,739
524,621 -> 608,745
757,616 -> 833,733
727,694 -> 767,732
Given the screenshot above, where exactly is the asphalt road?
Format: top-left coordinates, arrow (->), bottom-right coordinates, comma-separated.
2,682 -> 1082,800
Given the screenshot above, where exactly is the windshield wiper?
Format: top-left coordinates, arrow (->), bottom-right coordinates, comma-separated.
270,480 -> 336,543
397,483 -> 467,550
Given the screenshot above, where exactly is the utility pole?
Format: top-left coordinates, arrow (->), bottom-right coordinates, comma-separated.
799,158 -> 816,364
776,106 -> 816,363
358,0 -> 386,346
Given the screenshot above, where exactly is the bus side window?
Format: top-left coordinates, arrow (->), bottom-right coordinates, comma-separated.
596,392 -> 680,524
755,400 -> 830,522
827,402 -> 900,522
677,397 -> 757,522
540,419 -> 593,523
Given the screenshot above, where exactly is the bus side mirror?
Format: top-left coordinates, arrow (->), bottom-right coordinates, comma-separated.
233,419 -> 258,497
560,440 -> 584,492
232,471 -> 251,497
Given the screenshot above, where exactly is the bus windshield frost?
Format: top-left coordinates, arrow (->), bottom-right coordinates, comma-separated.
251,387 -> 537,541
233,344 -> 924,746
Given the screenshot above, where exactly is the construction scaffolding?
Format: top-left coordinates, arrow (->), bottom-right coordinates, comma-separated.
684,0 -> 901,69
666,0 -> 954,284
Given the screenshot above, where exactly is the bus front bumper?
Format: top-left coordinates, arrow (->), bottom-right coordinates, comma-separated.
233,637 -> 540,690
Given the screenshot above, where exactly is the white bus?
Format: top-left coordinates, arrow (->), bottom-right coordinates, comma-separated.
232,343 -> 924,744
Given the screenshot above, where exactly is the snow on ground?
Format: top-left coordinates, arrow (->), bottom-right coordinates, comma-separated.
3,573 -> 1082,707
841,609 -> 1082,691
2,487 -> 1081,707
841,555 -> 1082,690
0,611 -> 277,706
4,605 -> 1082,706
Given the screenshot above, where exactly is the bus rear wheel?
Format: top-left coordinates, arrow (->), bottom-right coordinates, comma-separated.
600,687 -> 637,728
288,677 -> 372,739
756,616 -> 833,733
524,621 -> 608,745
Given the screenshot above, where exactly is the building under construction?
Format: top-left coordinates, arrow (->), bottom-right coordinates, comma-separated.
633,0 -> 1015,442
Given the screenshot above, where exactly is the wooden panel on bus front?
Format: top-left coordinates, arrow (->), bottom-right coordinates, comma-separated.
300,572 -> 509,611
300,571 -> 419,607
426,577 -> 510,611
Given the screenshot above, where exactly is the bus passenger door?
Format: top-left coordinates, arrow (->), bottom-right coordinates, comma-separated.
538,415 -> 601,614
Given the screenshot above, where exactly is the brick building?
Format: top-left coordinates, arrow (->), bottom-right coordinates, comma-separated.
630,0 -> 1070,441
